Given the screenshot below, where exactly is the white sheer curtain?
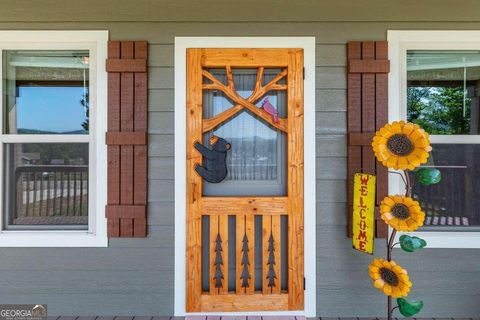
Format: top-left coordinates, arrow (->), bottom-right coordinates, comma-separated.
202,69 -> 287,196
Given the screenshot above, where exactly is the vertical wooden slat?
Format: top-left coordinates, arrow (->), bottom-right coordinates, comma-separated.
361,42 -> 376,176
185,48 -> 203,312
107,41 -> 121,237
262,215 -> 272,295
287,49 -> 304,310
119,41 -> 135,237
271,215 -> 281,294
347,42 -> 362,133
218,214 -> 229,295
347,42 -> 362,237
245,213 -> 255,295
133,41 -> 148,237
209,215 -> 219,296
236,214 -> 245,294
375,41 -> 389,238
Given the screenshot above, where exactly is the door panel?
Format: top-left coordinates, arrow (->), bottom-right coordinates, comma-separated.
186,48 -> 304,312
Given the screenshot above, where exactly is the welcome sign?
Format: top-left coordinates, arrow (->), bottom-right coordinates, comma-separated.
352,173 -> 376,254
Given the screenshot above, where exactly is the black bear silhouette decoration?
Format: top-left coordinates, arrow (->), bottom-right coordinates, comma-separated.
194,135 -> 231,183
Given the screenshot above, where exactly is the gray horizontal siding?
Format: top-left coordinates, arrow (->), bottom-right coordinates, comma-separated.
0,3 -> 479,316
1,0 -> 480,22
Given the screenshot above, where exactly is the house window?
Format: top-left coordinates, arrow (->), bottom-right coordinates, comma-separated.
0,31 -> 108,247
389,30 -> 480,248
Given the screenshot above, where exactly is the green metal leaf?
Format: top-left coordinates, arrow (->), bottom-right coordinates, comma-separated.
415,168 -> 442,186
399,235 -> 427,252
397,298 -> 424,317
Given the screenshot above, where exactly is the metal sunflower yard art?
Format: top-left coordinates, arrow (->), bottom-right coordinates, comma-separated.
367,120 -> 440,319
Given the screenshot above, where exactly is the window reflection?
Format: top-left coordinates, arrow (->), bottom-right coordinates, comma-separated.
3,50 -> 89,134
410,144 -> 480,227
407,50 -> 480,135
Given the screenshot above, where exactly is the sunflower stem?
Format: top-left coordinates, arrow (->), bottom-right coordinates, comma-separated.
387,230 -> 397,261
404,169 -> 412,197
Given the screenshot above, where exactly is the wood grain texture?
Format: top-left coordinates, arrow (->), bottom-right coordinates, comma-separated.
133,41 -> 149,219
202,68 -> 288,132
348,133 -> 374,146
200,48 -> 290,67
245,214 -> 255,295
347,42 -> 362,133
286,49 -> 305,310
120,41 -> 135,210
199,293 -> 289,312
105,205 -> 146,219
374,41 -> 389,237
106,58 -> 147,72
202,197 -> 288,215
106,132 -> 147,145
107,40 -> 149,238
202,68 -> 287,133
360,42 -> 376,177
347,41 -> 389,238
185,48 -> 204,311
107,41 -> 121,237
187,48 -> 303,311
348,59 -> 389,73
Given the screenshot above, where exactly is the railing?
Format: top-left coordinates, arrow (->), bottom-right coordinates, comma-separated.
14,165 -> 88,223
410,166 -> 472,226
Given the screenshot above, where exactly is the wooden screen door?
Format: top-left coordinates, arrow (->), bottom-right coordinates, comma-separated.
186,48 -> 304,312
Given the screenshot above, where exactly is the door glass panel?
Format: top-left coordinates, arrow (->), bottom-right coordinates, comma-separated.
203,111 -> 286,196
202,67 -> 287,196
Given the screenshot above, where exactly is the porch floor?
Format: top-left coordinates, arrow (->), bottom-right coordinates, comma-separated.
46,317 -> 480,320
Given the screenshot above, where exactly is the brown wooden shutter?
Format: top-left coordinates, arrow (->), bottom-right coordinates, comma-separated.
347,41 -> 389,238
106,41 -> 148,237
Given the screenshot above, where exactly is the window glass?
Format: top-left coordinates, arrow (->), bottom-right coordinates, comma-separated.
407,50 -> 480,229
1,49 -> 91,230
3,50 -> 89,134
407,50 -> 480,135
409,144 -> 480,228
3,143 -> 89,229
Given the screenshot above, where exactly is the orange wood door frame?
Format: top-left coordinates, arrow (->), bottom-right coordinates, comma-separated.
186,48 -> 304,312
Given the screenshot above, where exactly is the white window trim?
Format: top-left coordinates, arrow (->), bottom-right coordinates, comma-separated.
174,37 -> 316,317
0,31 -> 108,247
388,30 -> 480,248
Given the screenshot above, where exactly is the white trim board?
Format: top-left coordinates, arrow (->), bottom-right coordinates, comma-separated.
174,37 -> 316,317
388,30 -> 480,249
0,31 -> 108,247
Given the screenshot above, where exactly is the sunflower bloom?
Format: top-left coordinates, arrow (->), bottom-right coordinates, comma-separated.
372,121 -> 432,170
380,195 -> 425,232
369,258 -> 412,298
